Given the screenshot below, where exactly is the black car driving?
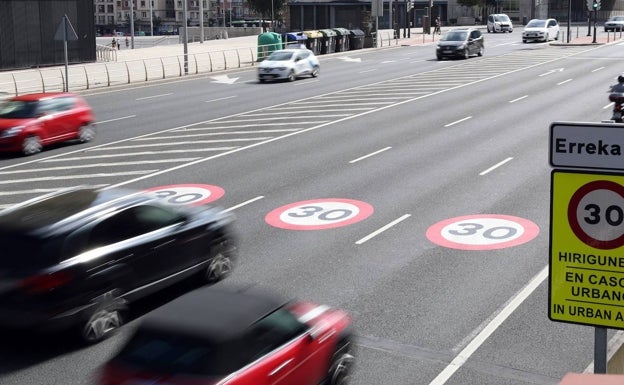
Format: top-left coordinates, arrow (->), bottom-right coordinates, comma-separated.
0,186 -> 237,343
436,27 -> 484,60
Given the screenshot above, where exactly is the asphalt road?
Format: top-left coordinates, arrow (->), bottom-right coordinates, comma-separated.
1,31 -> 623,385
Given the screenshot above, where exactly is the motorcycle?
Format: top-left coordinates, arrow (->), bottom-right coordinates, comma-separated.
608,91 -> 624,123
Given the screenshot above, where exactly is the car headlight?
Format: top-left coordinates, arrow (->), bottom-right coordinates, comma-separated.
0,126 -> 24,138
457,44 -> 465,49
276,67 -> 287,71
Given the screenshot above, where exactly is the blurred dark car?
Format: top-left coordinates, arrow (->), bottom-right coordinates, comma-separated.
436,27 -> 484,60
0,186 -> 237,343
0,92 -> 96,156
98,286 -> 354,385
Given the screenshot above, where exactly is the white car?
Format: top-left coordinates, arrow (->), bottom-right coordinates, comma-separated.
487,14 -> 513,33
522,18 -> 559,43
604,16 -> 624,32
257,48 -> 320,82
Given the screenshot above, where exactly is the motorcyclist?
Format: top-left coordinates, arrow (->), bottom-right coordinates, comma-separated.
610,74 -> 624,93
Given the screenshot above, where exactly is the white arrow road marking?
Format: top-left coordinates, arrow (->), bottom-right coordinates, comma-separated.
337,56 -> 362,62
210,75 -> 239,84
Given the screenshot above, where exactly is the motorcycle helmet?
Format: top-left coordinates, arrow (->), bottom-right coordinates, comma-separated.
618,74 -> 624,83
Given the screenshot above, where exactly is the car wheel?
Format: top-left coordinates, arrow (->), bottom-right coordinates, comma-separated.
555,31 -> 559,40
545,33 -> 549,42
22,135 -> 42,156
523,39 -> 527,43
79,291 -> 125,344
287,70 -> 296,82
200,240 -> 236,284
436,55 -> 442,61
463,48 -> 470,59
78,124 -> 96,143
258,78 -> 265,83
328,337 -> 355,385
311,65 -> 320,77
478,46 -> 483,56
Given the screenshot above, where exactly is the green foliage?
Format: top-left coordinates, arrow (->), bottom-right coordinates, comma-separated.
457,0 -> 484,7
246,0 -> 281,20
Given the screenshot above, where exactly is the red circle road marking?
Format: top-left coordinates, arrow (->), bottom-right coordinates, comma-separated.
265,199 -> 374,230
568,180 -> 624,250
144,184 -> 225,206
426,214 -> 540,250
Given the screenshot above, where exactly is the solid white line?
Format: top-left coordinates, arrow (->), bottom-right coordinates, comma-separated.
222,196 -> 264,213
557,79 -> 573,85
429,265 -> 548,385
97,115 -> 136,124
205,95 -> 237,103
592,66 -> 605,72
136,93 -> 172,101
355,214 -> 411,245
350,146 -> 392,163
603,102 -> 614,109
479,157 -> 513,176
509,95 -> 528,103
444,116 -> 472,127
0,170 -> 157,185
0,159 -> 200,174
359,69 -> 377,73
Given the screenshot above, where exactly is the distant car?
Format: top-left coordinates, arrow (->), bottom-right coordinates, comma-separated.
0,186 -> 237,343
522,18 -> 560,42
604,15 -> 624,32
436,27 -> 484,60
0,92 -> 96,156
98,286 -> 354,385
487,14 -> 513,33
257,48 -> 320,82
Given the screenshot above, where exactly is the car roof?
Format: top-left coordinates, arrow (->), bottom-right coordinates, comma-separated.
0,186 -> 150,235
139,286 -> 289,342
9,92 -> 79,102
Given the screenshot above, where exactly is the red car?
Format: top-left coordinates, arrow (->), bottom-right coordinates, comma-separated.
98,286 -> 354,385
0,92 -> 95,155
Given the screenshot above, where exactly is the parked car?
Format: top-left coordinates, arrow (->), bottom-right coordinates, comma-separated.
604,15 -> 624,32
436,27 -> 484,60
97,286 -> 354,385
522,18 -> 560,42
487,14 -> 513,33
0,186 -> 237,343
0,92 -> 96,156
257,48 -> 320,82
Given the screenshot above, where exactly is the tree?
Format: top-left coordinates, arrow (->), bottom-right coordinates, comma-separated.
246,0 -> 283,31
457,0 -> 483,7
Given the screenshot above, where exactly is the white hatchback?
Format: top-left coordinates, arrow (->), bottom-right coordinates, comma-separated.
522,18 -> 559,43
257,49 -> 320,82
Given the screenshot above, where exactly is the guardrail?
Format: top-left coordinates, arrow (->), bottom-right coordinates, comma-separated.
0,31 -> 398,96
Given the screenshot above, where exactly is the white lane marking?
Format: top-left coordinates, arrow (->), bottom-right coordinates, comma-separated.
0,159 -> 200,174
604,102 -> 614,109
222,196 -> 264,213
509,95 -> 528,103
592,66 -> 605,72
136,93 -> 172,101
92,138 -> 271,150
444,116 -> 472,127
429,265 -> 548,385
355,214 -> 411,245
479,157 -> 513,176
0,170 -> 157,185
97,115 -> 136,124
205,95 -> 237,103
359,69 -> 377,73
557,78 -> 573,85
41,148 -> 238,161
350,146 -> 392,164
294,80 -> 320,86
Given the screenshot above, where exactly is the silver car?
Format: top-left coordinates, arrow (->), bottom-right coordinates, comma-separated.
522,18 -> 560,43
257,48 -> 320,82
604,16 -> 624,32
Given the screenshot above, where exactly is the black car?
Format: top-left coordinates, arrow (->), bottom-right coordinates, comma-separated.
436,27 -> 484,60
0,186 -> 237,343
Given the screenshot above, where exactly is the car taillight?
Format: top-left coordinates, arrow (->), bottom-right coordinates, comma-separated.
20,271 -> 72,294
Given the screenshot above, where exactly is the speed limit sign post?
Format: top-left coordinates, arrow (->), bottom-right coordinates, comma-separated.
550,170 -> 624,330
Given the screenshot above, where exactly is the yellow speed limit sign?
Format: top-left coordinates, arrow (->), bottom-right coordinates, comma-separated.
550,170 -> 624,329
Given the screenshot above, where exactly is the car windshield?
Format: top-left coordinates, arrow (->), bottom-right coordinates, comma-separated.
0,100 -> 38,119
441,31 -> 467,41
494,15 -> 510,22
267,51 -> 294,61
115,329 -> 243,376
526,20 -> 546,28
612,16 -> 624,21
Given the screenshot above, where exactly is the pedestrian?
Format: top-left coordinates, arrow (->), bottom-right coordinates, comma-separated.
111,37 -> 116,49
434,17 -> 441,34
125,37 -> 129,48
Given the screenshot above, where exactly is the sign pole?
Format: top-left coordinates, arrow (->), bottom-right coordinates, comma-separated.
595,327 -> 607,373
63,16 -> 69,92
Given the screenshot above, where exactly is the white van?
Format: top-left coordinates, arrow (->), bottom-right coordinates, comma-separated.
487,14 -> 513,33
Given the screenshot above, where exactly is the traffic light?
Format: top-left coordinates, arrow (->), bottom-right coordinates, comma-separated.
592,0 -> 601,10
407,0 -> 414,11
